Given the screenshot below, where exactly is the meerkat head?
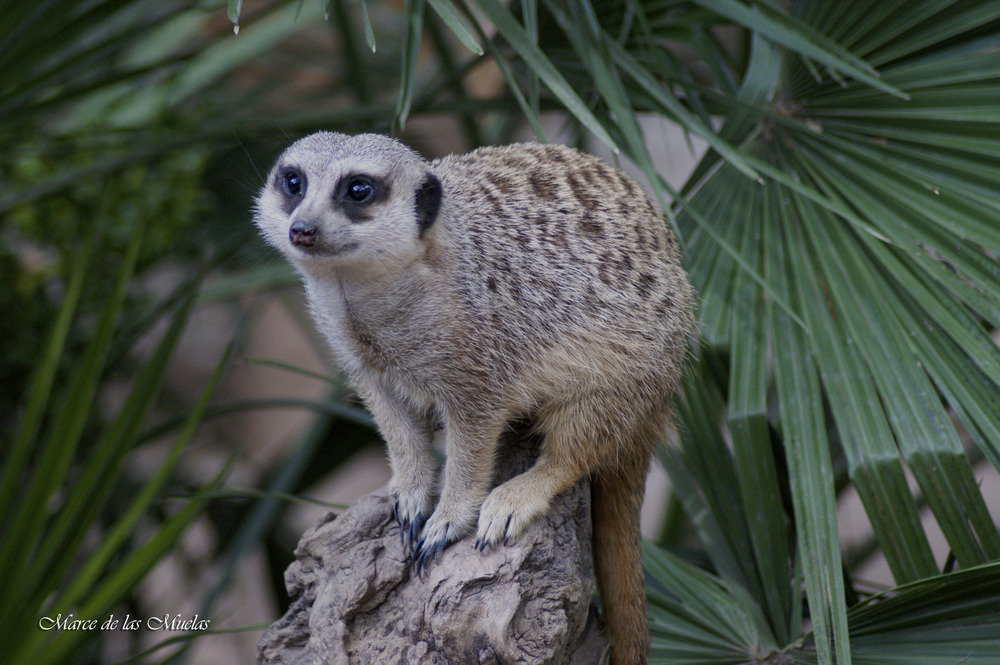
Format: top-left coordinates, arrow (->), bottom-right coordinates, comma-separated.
254,132 -> 442,279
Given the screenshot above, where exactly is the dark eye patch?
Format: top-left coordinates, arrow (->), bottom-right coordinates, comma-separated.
274,166 -> 306,214
345,176 -> 374,203
336,173 -> 389,221
284,171 -> 302,196
277,167 -> 305,197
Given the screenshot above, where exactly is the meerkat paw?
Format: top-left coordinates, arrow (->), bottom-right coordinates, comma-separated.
412,502 -> 477,575
390,482 -> 434,554
474,482 -> 550,551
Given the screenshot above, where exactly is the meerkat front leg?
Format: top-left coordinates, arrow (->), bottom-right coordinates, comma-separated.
356,379 -> 438,551
413,409 -> 506,572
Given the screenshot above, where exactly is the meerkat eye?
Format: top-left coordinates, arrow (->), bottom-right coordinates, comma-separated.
281,170 -> 304,197
345,177 -> 374,203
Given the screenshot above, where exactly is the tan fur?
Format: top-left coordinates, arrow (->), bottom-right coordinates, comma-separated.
254,133 -> 695,665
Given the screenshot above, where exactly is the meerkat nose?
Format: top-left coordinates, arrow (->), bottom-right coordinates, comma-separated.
289,219 -> 319,248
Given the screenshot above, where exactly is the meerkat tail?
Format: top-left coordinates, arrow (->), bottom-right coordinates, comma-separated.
592,456 -> 651,665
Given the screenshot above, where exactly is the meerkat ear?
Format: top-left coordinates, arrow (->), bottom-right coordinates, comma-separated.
415,173 -> 442,238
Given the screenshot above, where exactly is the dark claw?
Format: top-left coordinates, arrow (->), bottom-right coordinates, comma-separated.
502,515 -> 512,546
413,543 -> 431,577
408,512 -> 425,546
412,524 -> 449,578
392,499 -> 426,557
392,498 -> 405,546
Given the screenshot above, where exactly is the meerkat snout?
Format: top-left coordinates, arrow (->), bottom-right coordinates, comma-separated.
289,219 -> 318,247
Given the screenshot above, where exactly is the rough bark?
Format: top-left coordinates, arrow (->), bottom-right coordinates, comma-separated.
257,425 -> 608,665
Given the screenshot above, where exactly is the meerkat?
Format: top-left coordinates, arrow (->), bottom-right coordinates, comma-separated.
254,132 -> 695,665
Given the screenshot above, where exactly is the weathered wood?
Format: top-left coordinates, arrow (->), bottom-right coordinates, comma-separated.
258,425 -> 608,665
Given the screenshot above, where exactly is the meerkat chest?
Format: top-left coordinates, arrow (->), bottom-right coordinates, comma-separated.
301,279 -> 363,374
304,275 -> 455,384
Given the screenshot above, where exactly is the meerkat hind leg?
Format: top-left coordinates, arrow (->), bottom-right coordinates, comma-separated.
474,400 -> 611,549
474,448 -> 589,549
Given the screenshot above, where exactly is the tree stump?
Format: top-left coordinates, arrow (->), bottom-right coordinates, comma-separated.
257,423 -> 609,665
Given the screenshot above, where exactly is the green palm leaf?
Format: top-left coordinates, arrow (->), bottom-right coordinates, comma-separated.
670,1 -> 1000,662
